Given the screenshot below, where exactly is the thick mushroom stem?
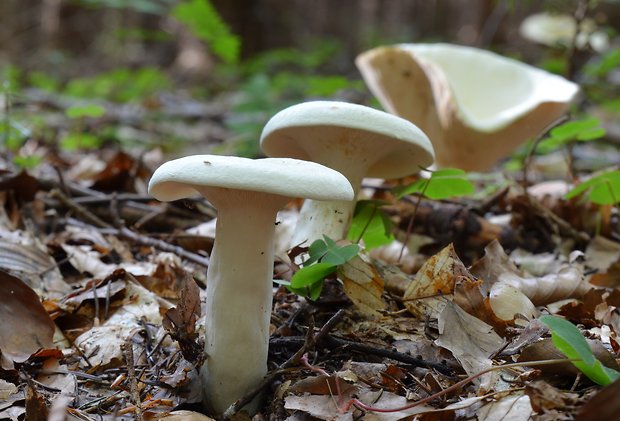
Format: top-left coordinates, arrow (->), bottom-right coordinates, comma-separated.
198,187 -> 288,414
291,167 -> 365,246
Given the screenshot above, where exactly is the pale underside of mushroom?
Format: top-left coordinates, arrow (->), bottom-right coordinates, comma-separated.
355,43 -> 580,171
260,101 -> 434,246
148,155 -> 353,414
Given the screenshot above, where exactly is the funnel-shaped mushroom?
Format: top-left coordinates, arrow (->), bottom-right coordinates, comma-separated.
355,43 -> 579,171
260,100 -> 434,246
148,155 -> 353,414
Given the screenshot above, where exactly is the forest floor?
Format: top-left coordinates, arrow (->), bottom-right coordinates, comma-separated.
1,87 -> 620,421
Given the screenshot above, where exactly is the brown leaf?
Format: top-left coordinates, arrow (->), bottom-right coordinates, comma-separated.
338,254 -> 386,317
471,240 -> 591,305
163,274 -> 204,366
575,377 -> 620,420
0,271 -> 55,369
404,244 -> 473,319
435,301 -> 504,389
525,380 -> 578,412
25,382 -> 48,421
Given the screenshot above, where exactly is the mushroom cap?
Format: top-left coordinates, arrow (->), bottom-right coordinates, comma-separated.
391,43 -> 580,132
148,155 -> 354,202
260,101 -> 434,180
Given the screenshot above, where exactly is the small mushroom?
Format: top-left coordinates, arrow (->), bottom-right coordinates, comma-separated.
260,100 -> 434,246
356,43 -> 579,171
520,12 -> 609,52
148,155 -> 353,414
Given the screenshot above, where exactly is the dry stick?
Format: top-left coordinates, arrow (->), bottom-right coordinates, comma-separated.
223,310 -> 347,418
122,342 -> 143,421
270,335 -> 452,375
306,358 -> 578,414
50,188 -> 113,228
56,190 -> 210,267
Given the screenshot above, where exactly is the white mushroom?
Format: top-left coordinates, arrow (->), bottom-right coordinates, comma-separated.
148,155 -> 353,414
355,43 -> 580,171
520,12 -> 609,52
260,100 -> 434,246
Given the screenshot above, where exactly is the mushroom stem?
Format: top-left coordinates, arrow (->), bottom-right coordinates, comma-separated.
199,188 -> 287,414
291,166 -> 365,246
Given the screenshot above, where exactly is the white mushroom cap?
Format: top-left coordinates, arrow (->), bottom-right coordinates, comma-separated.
383,44 -> 578,133
260,101 -> 435,180
148,154 -> 354,202
355,43 -> 580,170
520,12 -> 609,52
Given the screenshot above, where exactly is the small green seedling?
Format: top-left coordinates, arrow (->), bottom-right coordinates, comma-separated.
61,104 -> 107,151
286,236 -> 360,300
565,170 -> 620,206
394,168 -> 475,200
539,315 -> 620,386
347,200 -> 394,250
537,118 -> 606,154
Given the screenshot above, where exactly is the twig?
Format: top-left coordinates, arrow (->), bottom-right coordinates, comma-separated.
50,188 -> 112,228
270,335 -> 453,376
122,342 -> 143,421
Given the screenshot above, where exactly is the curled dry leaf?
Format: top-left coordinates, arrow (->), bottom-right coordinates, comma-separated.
518,337 -> 619,377
0,271 -> 56,369
471,240 -> 591,306
0,231 -> 69,295
338,254 -> 386,318
404,243 -> 473,319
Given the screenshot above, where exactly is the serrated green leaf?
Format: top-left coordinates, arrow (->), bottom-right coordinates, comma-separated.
539,315 -> 620,386
290,262 -> 337,288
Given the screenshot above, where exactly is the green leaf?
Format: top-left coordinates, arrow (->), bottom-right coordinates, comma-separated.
565,171 -> 620,205
395,168 -> 475,200
60,133 -> 102,151
347,200 -> 394,249
172,0 -> 240,64
323,244 -> 360,266
539,315 -> 620,386
538,118 -> 606,153
13,155 -> 42,169
290,262 -> 337,289
65,104 -> 106,119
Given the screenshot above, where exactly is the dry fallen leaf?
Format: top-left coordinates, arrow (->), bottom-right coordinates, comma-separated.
0,271 -> 56,369
471,240 -> 591,305
404,244 -> 472,319
339,254 -> 386,317
435,301 -> 504,389
477,393 -> 533,421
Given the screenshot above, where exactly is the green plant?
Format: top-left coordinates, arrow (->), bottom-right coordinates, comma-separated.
539,315 -> 620,386
64,67 -> 171,103
394,168 -> 476,200
565,170 -> 620,205
536,117 -> 606,154
284,236 -> 360,300
347,200 -> 394,250
172,0 -> 240,64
